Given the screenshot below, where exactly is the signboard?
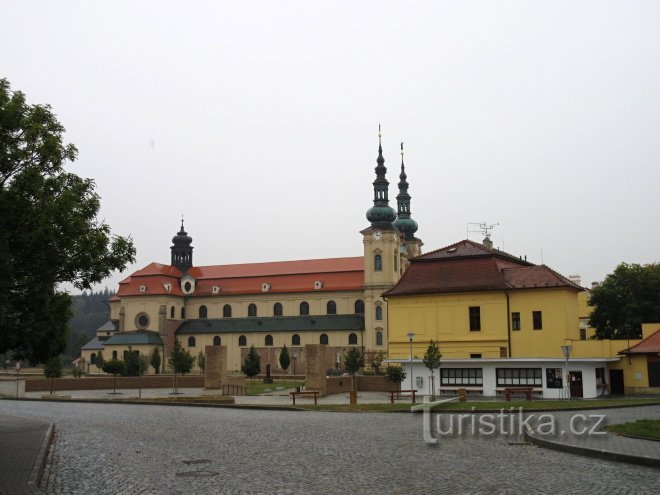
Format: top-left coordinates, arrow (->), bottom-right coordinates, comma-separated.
15,361 -> 20,372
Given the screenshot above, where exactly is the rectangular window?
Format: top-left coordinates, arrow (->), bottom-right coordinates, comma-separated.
595,367 -> 605,385
496,368 -> 542,387
580,328 -> 587,340
469,306 -> 481,331
470,353 -> 482,359
546,368 -> 563,388
511,312 -> 521,331
532,311 -> 543,330
441,368 -> 483,386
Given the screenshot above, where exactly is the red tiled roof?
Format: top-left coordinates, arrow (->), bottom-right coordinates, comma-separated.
416,239 -> 531,264
188,257 -> 364,279
115,257 -> 364,298
116,275 -> 185,297
502,265 -> 583,290
384,240 -> 581,297
621,329 -> 660,354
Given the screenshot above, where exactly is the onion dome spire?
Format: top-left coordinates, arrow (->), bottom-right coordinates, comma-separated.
171,216 -> 193,272
366,125 -> 397,228
393,143 -> 419,240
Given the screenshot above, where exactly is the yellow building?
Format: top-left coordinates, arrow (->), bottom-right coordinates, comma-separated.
80,133 -> 423,375
384,239 -> 646,398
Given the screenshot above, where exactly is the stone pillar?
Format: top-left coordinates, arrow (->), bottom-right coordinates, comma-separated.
304,344 -> 327,397
158,305 -> 167,335
204,345 -> 227,390
118,306 -> 125,332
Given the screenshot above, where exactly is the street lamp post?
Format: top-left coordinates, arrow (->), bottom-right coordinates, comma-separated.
561,344 -> 572,400
406,332 -> 415,391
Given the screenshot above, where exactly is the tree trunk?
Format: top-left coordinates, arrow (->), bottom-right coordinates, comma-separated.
50,376 -> 54,395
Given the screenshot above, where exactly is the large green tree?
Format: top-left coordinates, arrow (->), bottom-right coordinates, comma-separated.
0,79 -> 135,363
589,262 -> 660,339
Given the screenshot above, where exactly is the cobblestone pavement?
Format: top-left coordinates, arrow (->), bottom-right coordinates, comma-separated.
0,400 -> 658,495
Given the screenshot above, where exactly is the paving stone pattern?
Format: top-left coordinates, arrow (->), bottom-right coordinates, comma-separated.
0,401 -> 658,494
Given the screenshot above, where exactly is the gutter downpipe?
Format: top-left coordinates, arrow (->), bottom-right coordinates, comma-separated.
505,290 -> 512,357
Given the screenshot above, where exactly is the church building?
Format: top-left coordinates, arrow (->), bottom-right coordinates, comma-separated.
81,132 -> 423,374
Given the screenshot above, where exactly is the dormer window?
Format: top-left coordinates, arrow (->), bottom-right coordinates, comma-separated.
262,283 -> 271,292
212,286 -> 221,294
139,285 -> 147,293
163,283 -> 171,292
314,281 -> 323,290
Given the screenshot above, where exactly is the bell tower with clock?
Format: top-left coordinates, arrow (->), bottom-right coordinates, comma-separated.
361,128 -> 403,351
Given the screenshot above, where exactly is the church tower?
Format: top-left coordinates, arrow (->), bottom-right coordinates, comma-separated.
171,219 -> 193,272
392,143 -> 423,271
361,128 -> 402,353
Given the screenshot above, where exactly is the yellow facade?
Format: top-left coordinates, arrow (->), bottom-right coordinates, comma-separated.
388,287 -> 636,362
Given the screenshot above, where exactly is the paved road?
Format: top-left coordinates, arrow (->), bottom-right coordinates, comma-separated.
0,401 -> 658,494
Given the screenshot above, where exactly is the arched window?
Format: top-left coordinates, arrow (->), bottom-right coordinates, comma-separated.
181,307 -> 186,319
376,331 -> 383,346
299,301 -> 309,315
223,304 -> 232,318
348,333 -> 358,345
375,305 -> 383,321
326,300 -> 336,315
320,333 -> 329,345
248,303 -> 257,317
213,336 -> 221,346
90,353 -> 97,365
238,335 -> 247,346
265,335 -> 273,346
292,334 -> 301,346
188,336 -> 196,347
374,254 -> 382,271
274,303 -> 283,316
354,300 -> 364,314
112,351 -> 118,360
199,305 -> 207,319
170,306 -> 175,318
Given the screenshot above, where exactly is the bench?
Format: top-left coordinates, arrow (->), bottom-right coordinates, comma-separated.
289,390 -> 319,405
499,387 -> 535,401
388,389 -> 417,404
439,387 -> 484,396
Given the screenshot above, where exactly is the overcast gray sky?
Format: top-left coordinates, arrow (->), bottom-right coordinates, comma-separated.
2,1 -> 659,292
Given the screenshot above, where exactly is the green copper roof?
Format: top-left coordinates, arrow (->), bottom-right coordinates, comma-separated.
177,315 -> 365,335
104,331 -> 164,346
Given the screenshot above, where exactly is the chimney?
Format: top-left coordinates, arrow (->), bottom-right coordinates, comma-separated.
568,274 -> 581,286
591,282 -> 599,289
483,236 -> 493,249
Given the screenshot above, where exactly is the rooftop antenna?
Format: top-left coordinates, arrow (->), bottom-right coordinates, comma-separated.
467,222 -> 499,240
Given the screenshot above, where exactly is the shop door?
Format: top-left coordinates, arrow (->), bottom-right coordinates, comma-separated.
568,371 -> 583,398
609,369 -> 624,395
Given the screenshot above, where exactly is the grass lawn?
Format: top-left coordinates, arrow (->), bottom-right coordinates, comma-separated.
605,419 -> 660,440
245,380 -> 303,395
297,398 -> 660,413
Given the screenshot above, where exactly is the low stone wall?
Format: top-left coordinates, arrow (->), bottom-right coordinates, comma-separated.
0,377 -> 25,397
326,375 -> 395,394
25,375 -> 205,392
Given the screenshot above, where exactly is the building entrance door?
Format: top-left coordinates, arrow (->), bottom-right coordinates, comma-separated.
568,371 -> 583,398
609,369 -> 624,395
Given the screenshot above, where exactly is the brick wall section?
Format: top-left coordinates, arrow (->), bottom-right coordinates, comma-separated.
25,375 -> 205,392
326,376 -> 395,394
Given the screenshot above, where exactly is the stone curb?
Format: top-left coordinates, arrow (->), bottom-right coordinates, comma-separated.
411,401 -> 660,414
524,432 -> 660,469
26,423 -> 54,493
3,396 -> 304,412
